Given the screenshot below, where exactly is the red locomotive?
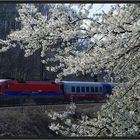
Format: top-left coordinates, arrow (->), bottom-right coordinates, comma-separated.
0,79 -> 63,105
0,79 -> 113,105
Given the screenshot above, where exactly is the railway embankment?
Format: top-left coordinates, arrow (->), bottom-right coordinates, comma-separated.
0,102 -> 104,137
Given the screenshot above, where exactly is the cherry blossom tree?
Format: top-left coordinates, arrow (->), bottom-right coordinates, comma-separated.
0,4 -> 84,76
56,4 -> 140,83
47,4 -> 140,137
0,3 -> 139,137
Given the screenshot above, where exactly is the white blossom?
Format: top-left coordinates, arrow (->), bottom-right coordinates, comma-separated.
0,3 -> 139,137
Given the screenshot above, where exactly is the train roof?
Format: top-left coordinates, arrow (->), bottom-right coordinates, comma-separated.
59,81 -> 112,86
0,79 -> 57,85
14,81 -> 57,85
0,79 -> 11,83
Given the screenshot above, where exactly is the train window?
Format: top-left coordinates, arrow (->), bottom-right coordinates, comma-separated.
91,87 -> 94,92
106,86 -> 111,93
71,87 -> 75,92
5,84 -> 10,89
95,87 -> 98,92
81,87 -> 85,92
86,87 -> 89,92
76,87 -> 80,92
0,84 -> 2,89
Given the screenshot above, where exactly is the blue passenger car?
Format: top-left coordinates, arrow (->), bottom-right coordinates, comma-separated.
59,81 -> 113,100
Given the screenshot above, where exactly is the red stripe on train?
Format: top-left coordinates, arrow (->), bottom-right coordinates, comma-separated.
64,93 -> 105,99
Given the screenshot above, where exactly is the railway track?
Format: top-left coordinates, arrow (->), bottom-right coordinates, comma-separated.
0,101 -> 105,113
0,99 -> 106,108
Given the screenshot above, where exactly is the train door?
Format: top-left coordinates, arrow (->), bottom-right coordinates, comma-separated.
5,83 -> 11,91
0,81 -> 11,95
106,85 -> 112,95
103,84 -> 112,95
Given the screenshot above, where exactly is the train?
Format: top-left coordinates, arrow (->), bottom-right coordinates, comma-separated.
0,79 -> 113,105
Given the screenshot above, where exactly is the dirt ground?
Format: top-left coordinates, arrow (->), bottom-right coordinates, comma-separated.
0,102 -> 105,137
